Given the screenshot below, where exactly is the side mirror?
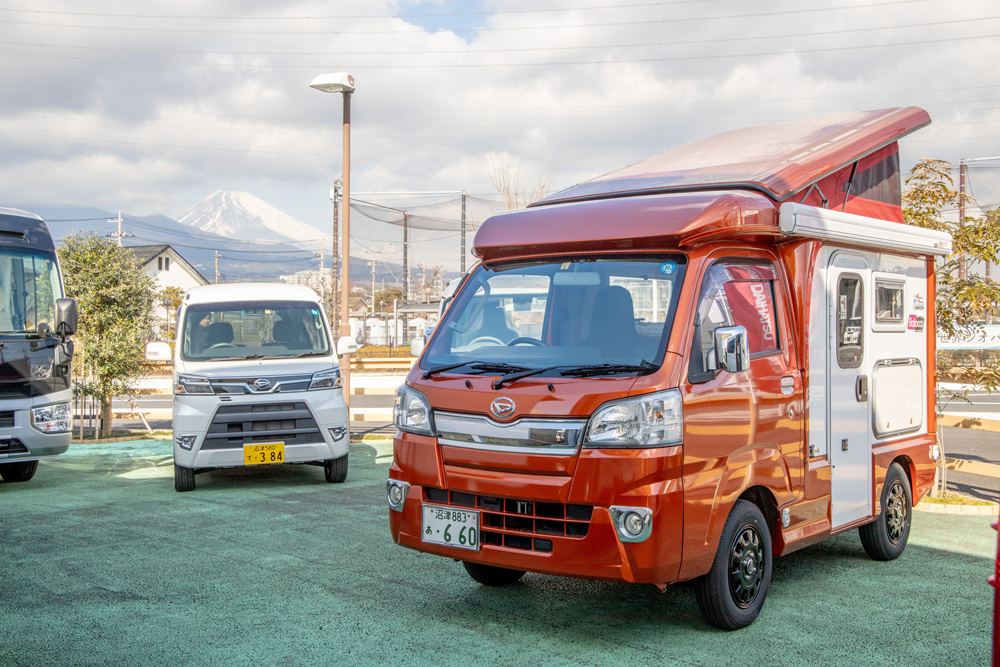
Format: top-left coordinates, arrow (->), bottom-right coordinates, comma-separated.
145,341 -> 173,362
714,325 -> 750,374
55,298 -> 77,337
337,336 -> 359,356
410,337 -> 425,358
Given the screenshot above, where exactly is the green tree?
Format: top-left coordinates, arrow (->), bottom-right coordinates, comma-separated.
159,286 -> 185,341
903,158 -> 1000,494
373,288 -> 404,313
58,234 -> 158,437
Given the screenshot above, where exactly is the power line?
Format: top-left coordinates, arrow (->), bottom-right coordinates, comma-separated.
0,1 -> 934,35
1,16 -> 992,58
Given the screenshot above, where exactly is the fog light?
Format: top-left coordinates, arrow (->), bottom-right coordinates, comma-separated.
174,434 -> 198,450
609,506 -> 652,543
387,479 -> 411,512
329,426 -> 347,442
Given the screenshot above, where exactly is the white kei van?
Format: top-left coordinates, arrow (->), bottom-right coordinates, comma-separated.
146,283 -> 352,492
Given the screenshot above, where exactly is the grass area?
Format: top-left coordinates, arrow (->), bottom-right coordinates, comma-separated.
922,492 -> 996,506
356,344 -> 412,358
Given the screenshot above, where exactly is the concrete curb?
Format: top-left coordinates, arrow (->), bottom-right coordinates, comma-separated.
946,457 -> 1000,478
913,502 -> 998,516
71,434 -> 171,444
941,414 -> 1000,433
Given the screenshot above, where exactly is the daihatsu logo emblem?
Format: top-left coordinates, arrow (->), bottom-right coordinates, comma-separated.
490,397 -> 515,419
253,379 -> 271,391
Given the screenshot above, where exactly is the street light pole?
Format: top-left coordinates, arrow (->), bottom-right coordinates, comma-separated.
310,72 -> 355,405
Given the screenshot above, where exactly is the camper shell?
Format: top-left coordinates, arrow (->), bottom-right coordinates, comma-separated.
386,108 -> 950,629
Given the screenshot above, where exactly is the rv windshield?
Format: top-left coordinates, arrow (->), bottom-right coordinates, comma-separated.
0,249 -> 63,334
180,300 -> 330,361
422,256 -> 686,375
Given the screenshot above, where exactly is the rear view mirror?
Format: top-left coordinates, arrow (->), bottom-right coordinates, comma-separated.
145,341 -> 172,362
552,272 -> 600,286
410,337 -> 425,358
337,336 -> 359,356
714,325 -> 750,374
55,298 -> 77,337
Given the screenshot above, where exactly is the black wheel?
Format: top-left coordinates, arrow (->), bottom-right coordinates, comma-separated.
324,455 -> 348,483
859,462 -> 911,561
174,464 -> 195,492
695,499 -> 773,630
463,561 -> 525,586
0,460 -> 38,483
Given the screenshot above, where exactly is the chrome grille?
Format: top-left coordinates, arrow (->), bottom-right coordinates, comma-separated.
434,412 -> 586,455
208,374 -> 313,395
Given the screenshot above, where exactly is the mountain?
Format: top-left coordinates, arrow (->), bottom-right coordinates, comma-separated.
178,191 -> 333,245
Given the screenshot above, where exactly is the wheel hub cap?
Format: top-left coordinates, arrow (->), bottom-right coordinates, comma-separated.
886,480 -> 907,544
729,525 -> 765,609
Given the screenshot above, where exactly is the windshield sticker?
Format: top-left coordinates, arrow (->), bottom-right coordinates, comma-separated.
659,262 -> 676,275
311,309 -> 319,315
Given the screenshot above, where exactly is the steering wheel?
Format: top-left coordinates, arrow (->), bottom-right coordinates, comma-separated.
468,336 -> 505,347
507,337 -> 546,346
207,342 -> 237,349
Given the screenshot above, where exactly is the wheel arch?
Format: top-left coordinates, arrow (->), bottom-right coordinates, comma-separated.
738,485 -> 779,549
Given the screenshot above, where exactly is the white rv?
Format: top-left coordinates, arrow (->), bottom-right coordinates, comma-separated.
147,283 -> 352,492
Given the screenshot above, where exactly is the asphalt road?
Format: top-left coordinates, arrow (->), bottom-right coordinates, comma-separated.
0,438 -> 992,666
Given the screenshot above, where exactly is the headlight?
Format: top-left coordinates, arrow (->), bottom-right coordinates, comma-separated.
175,374 -> 213,395
584,388 -> 682,448
309,367 -> 343,390
31,402 -> 71,434
394,385 -> 433,436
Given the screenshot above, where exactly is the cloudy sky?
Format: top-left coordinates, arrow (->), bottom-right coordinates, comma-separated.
1,0 -> 998,262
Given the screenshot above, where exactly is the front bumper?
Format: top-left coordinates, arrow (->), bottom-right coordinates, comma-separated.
0,390 -> 72,463
388,431 -> 685,585
172,388 -> 349,469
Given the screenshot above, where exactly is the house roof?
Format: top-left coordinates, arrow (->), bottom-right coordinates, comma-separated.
533,107 -> 930,206
126,244 -> 209,285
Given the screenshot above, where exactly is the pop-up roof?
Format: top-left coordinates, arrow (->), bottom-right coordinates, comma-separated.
533,107 -> 929,222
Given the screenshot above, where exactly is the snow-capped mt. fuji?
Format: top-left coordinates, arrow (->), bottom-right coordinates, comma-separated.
178,191 -> 332,245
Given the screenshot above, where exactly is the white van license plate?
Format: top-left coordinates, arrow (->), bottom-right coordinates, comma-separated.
421,505 -> 480,551
243,442 -> 284,465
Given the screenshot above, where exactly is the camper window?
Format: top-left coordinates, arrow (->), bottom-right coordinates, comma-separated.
837,275 -> 864,368
875,281 -> 904,324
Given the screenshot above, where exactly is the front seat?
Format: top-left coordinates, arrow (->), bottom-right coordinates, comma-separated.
580,286 -> 645,358
478,305 -> 520,344
205,322 -> 234,347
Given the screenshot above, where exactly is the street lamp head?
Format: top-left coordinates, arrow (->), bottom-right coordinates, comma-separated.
309,72 -> 355,94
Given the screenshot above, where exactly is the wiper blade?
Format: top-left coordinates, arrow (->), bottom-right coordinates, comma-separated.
491,365 -> 564,390
209,354 -> 266,362
559,364 -> 656,377
469,362 -> 531,375
421,361 -> 474,379
292,351 -> 328,358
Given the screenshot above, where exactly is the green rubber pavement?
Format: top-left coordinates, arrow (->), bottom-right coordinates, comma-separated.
0,439 -> 993,666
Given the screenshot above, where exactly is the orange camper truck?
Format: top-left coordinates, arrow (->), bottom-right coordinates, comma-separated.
387,108 -> 952,629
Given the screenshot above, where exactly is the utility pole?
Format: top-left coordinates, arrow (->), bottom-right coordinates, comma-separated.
214,251 -> 224,284
959,160 -> 967,280
368,257 -> 377,321
106,210 -> 132,246
403,212 -> 409,300
460,190 -> 467,275
330,181 -> 342,337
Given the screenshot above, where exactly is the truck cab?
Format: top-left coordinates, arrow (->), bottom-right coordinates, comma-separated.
148,283 -> 350,492
0,208 -> 77,484
387,108 -> 950,629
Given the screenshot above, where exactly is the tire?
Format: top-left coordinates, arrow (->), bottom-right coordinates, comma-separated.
0,460 -> 38,483
859,462 -> 911,561
324,455 -> 348,483
463,561 -> 526,587
174,464 -> 196,492
695,499 -> 773,630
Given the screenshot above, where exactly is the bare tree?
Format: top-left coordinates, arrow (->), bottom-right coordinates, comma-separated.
414,264 -> 446,303
488,158 -> 555,210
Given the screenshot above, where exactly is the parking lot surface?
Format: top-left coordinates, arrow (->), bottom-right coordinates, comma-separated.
0,439 -> 993,666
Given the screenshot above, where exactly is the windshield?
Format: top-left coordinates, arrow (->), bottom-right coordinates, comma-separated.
180,300 -> 330,361
422,256 -> 686,374
0,248 -> 62,334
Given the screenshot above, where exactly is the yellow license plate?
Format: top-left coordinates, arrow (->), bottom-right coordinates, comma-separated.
243,442 -> 285,465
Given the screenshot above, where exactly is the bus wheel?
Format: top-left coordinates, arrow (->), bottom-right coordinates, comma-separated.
0,460 -> 38,483
174,465 -> 196,492
463,561 -> 525,586
695,499 -> 773,630
859,462 -> 911,561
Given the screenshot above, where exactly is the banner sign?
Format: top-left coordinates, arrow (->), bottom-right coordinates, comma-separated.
937,325 -> 1000,350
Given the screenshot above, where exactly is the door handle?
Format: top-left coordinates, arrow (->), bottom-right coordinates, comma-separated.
781,376 -> 795,396
856,375 -> 868,402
